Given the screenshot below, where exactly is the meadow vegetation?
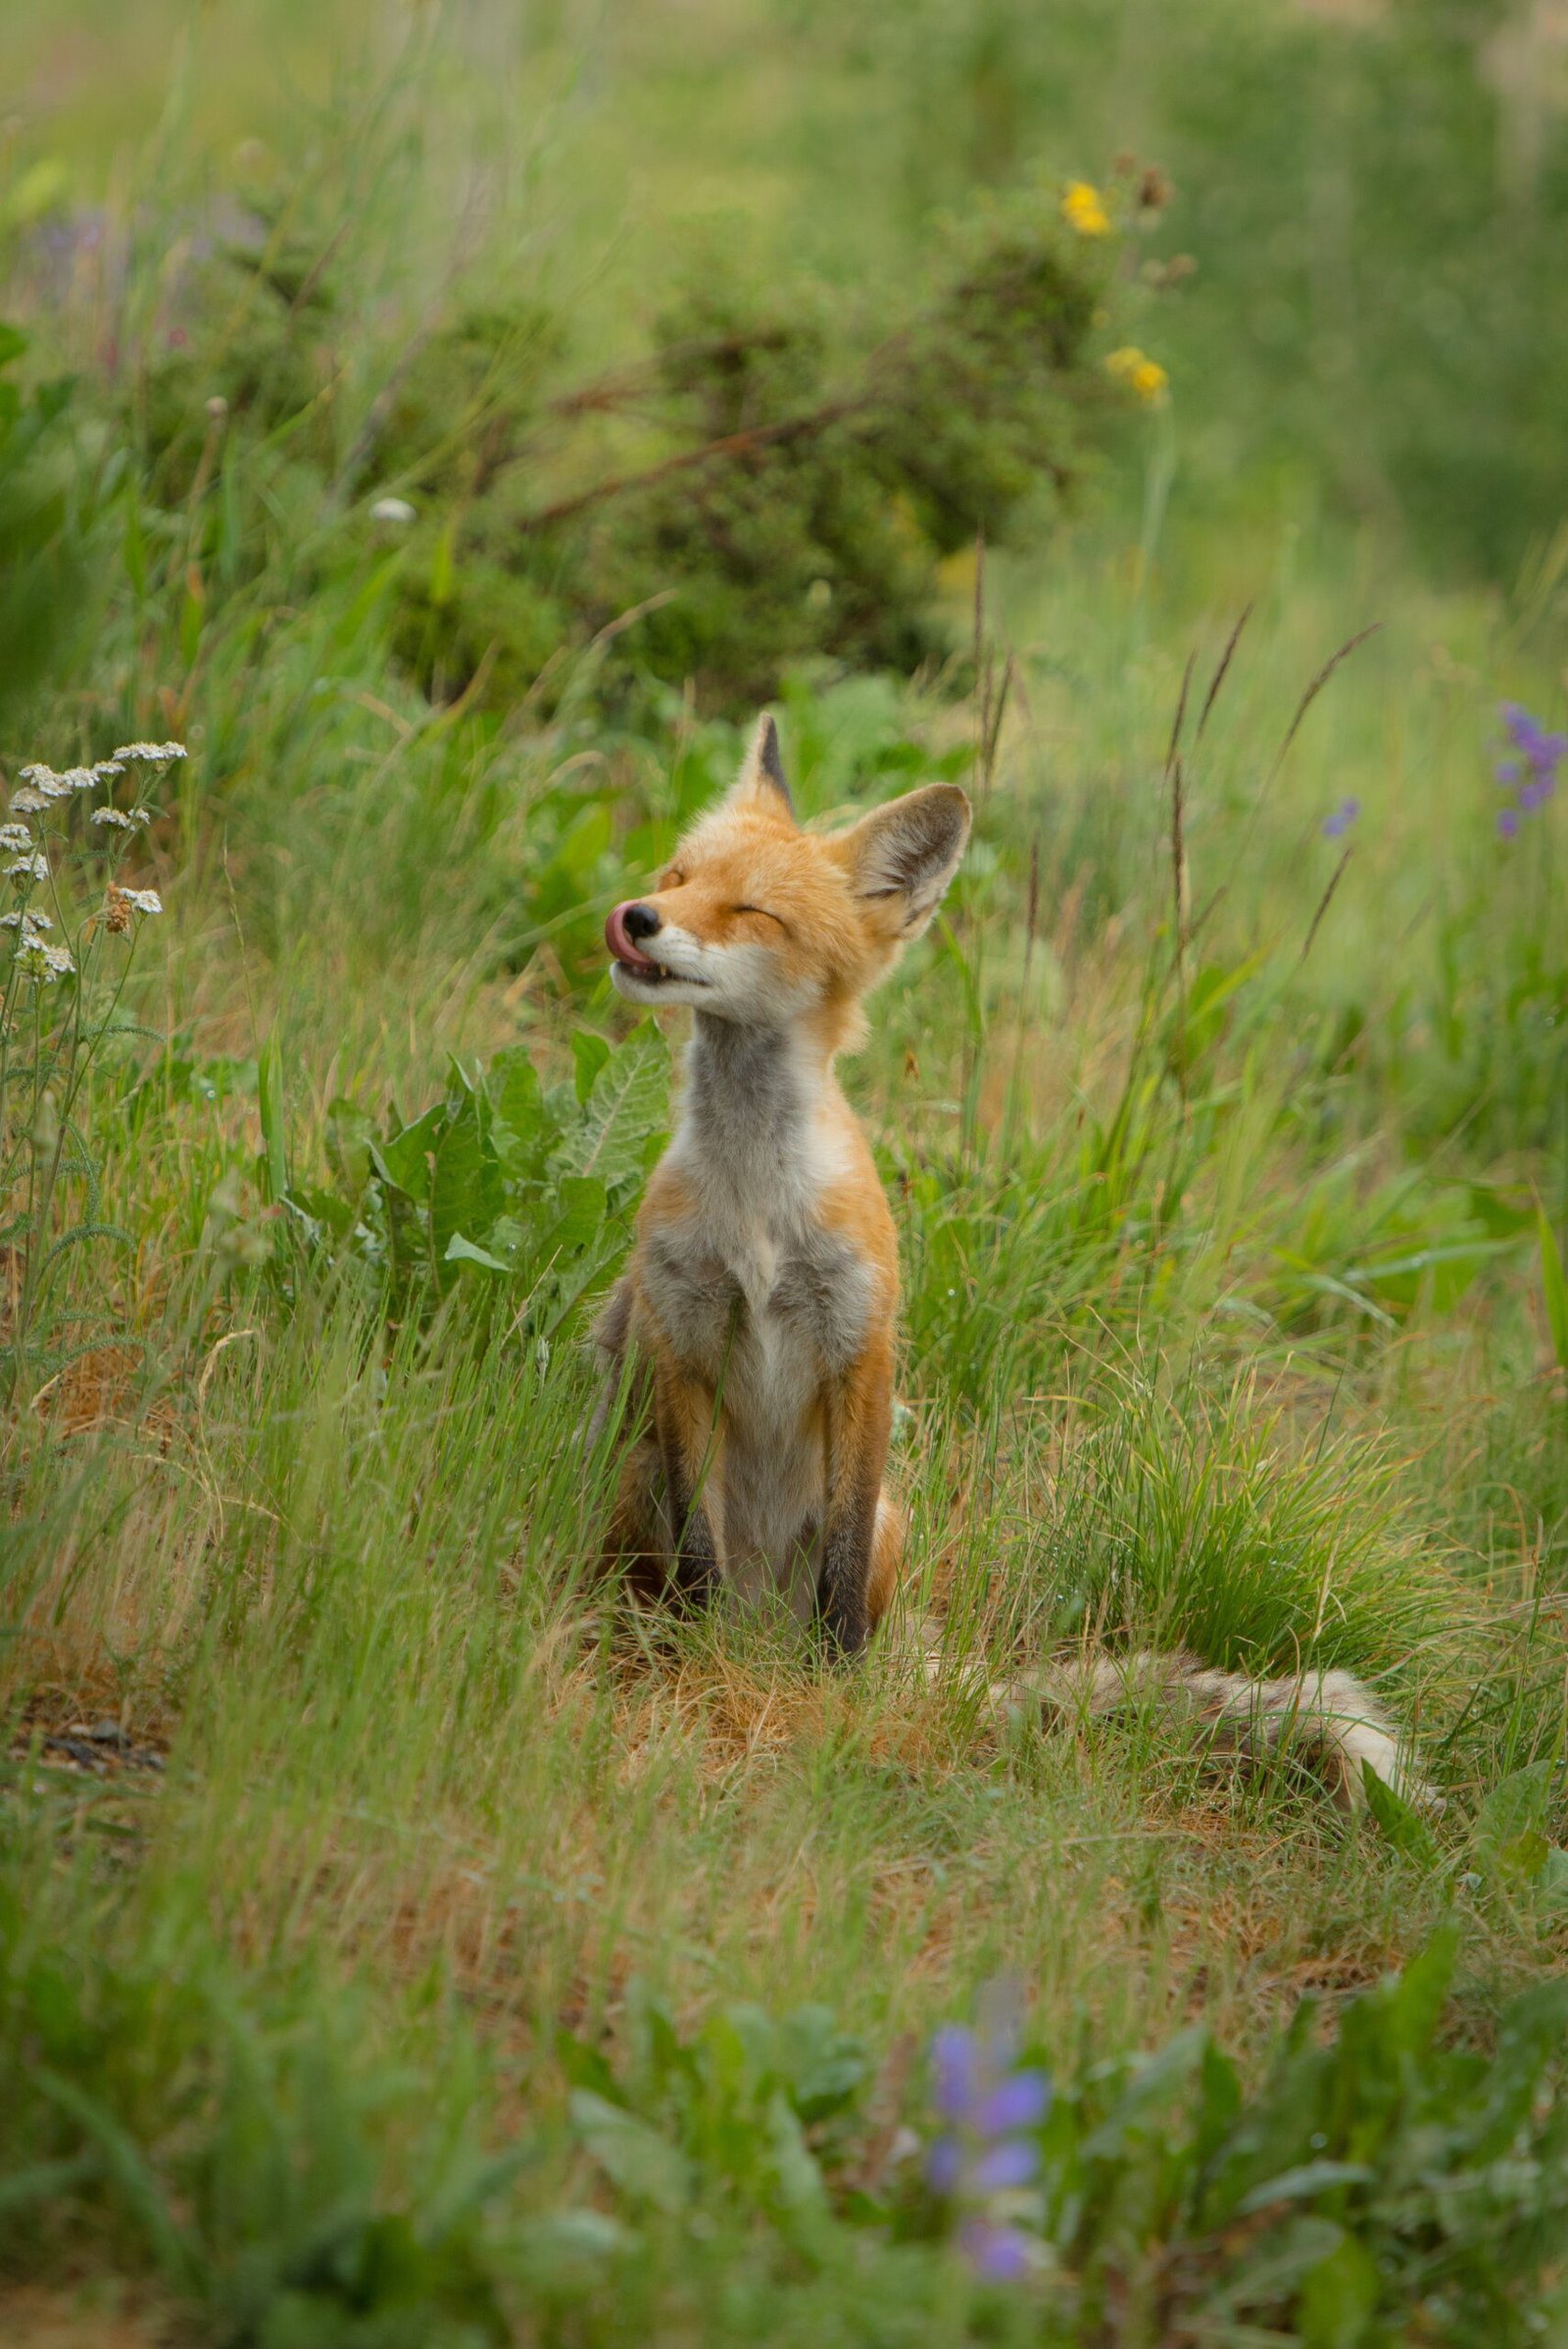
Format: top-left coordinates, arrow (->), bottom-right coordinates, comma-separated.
1,5 -> 1567,2342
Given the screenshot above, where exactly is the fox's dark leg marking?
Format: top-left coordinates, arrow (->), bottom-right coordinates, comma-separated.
816,1335 -> 894,1659
817,1467 -> 880,1656
662,1436 -> 720,1608
655,1361 -> 723,1610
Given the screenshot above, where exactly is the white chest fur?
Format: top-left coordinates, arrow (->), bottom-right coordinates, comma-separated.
639,1020 -> 879,1613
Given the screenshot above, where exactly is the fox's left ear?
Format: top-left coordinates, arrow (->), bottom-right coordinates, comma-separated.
838,783 -> 971,937
727,712 -> 795,820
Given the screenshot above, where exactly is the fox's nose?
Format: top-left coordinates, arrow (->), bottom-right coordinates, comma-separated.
606,900 -> 662,968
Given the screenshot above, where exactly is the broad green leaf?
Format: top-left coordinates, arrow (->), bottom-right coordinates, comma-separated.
776,2005 -> 869,2123
1466,1182 -> 1536,1240
529,1178 -> 618,1340
1361,1763 -> 1441,1869
555,2028 -> 622,2104
763,2088 -> 828,2216
485,1047 -> 552,1176
1188,2037 -> 1243,2172
1200,2216 -> 1345,2325
1536,1847 -> 1568,1912
1081,2025 -> 1206,2160
1494,1830 -> 1551,1883
1472,1761 -> 1553,1867
573,1029 -> 612,1104
1298,2231 -> 1380,2349
1380,1925 -> 1457,2058
291,1184 -> 353,1240
444,1232 -> 512,1274
374,1103 -> 446,1201
430,1101 -> 503,1272
548,1175 -> 610,1257
568,2090 -> 690,2213
1235,2159 -> 1374,2217
554,1027 -> 668,1190
517,2210 -> 636,2276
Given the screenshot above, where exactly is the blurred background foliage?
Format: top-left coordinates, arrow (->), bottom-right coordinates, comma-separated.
8,0 -> 1568,587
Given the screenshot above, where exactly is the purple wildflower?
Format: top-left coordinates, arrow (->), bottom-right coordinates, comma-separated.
1501,703 -> 1548,760
961,2219 -> 1036,2282
971,2139 -> 1040,2193
1321,797 -> 1360,839
976,2073 -> 1052,2134
931,2026 -> 978,2121
1491,702 -> 1563,831
923,1982 -> 1051,2285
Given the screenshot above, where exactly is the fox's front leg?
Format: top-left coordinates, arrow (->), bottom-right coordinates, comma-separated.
816,1332 -> 894,1658
655,1357 -> 724,1606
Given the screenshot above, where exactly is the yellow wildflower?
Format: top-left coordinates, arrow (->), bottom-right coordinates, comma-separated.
1105,346 -> 1169,405
1061,180 -> 1111,237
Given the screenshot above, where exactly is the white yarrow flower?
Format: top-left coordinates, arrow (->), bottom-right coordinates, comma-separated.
91,807 -> 151,830
0,823 -> 31,854
91,759 -> 126,782
122,887 -> 164,915
15,933 -> 74,982
112,740 -> 186,763
9,787 -> 51,814
0,905 -> 51,930
369,495 -> 417,524
6,852 -> 50,882
17,767 -> 75,802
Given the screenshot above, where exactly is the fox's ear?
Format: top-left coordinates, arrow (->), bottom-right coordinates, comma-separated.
839,783 -> 971,937
727,712 -> 795,820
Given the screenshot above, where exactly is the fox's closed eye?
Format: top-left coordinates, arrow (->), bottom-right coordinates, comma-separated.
734,904 -> 787,929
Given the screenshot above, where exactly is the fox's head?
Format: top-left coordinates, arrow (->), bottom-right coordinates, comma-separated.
606,715 -> 971,1037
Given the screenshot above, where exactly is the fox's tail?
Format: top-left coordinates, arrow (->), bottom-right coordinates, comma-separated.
921,1635 -> 1438,1813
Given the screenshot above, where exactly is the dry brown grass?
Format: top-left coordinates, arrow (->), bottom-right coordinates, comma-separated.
0,2281 -> 191,2349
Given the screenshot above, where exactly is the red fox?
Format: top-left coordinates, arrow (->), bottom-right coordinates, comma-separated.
593,716 -> 1431,1810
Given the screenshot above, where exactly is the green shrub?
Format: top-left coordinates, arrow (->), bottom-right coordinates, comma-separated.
284,1023 -> 668,1338
4,1895 -> 1565,2346
119,176 -> 1140,719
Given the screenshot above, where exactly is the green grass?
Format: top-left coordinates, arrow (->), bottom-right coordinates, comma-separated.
3,6 -> 1568,2343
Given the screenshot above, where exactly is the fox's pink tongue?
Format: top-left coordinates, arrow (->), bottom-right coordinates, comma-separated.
606,904 -> 661,973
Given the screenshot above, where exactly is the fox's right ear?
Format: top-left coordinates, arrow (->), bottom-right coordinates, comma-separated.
726,712 -> 795,820
838,783 -> 971,938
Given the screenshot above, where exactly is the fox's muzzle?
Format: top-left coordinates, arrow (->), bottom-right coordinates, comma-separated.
607,900 -> 662,974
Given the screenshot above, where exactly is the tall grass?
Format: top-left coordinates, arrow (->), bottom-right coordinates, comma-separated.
1,6 -> 1566,2341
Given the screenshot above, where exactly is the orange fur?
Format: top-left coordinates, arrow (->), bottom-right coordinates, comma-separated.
594,715 -> 969,1653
